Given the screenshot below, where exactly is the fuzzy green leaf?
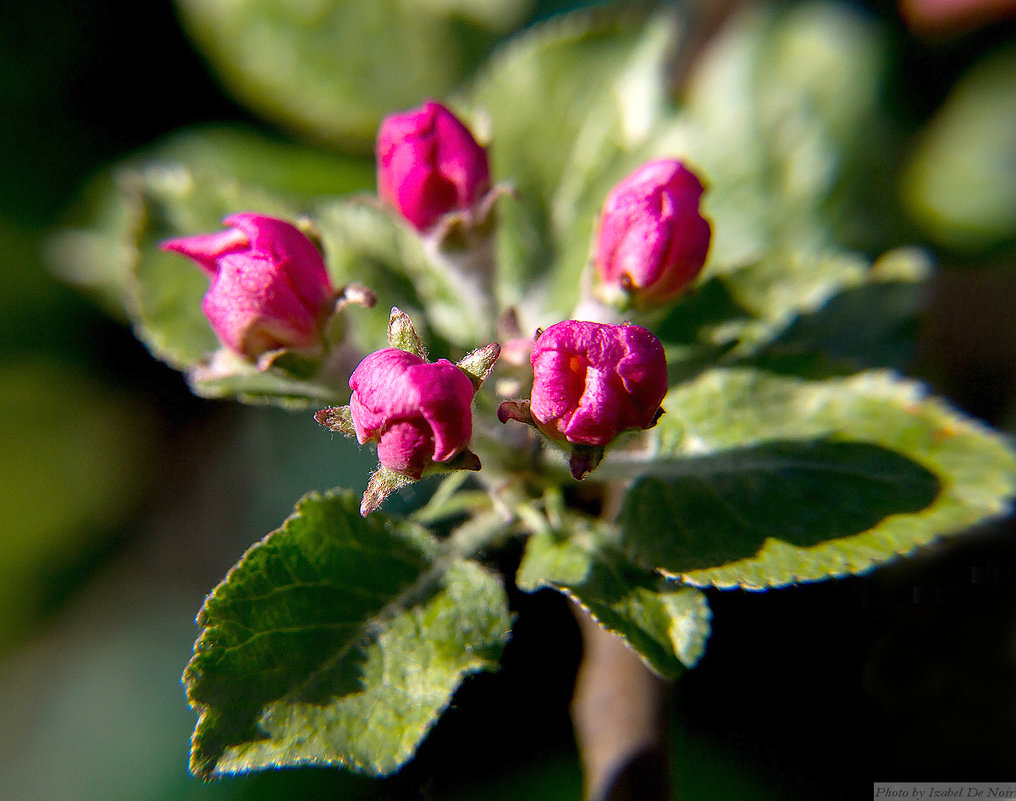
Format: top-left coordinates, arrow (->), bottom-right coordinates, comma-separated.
616,369 -> 1016,589
648,3 -> 916,375
657,246 -> 931,389
667,2 -> 893,269
313,194 -> 507,348
173,0 -> 530,149
468,0 -> 905,347
468,6 -> 683,318
517,525 -> 710,678
50,127 -> 375,406
902,42 -> 1016,252
184,490 -> 510,778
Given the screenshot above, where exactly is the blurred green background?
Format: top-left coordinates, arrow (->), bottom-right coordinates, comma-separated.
2,1 -> 1015,799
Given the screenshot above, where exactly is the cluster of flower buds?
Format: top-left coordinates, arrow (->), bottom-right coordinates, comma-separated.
163,99 -> 711,510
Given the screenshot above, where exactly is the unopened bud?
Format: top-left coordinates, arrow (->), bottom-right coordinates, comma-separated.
594,159 -> 711,309
376,100 -> 491,232
161,213 -> 336,362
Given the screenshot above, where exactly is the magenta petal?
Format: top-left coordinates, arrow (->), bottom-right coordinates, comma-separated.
160,228 -> 248,275
615,326 -> 668,429
415,360 -> 474,462
377,421 -> 434,480
562,367 -> 621,446
531,350 -> 584,424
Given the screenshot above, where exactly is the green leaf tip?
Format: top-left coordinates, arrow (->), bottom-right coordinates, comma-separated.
387,307 -> 426,358
183,489 -> 510,778
361,454 -> 483,517
313,405 -> 355,436
361,466 -> 415,516
456,342 -> 501,392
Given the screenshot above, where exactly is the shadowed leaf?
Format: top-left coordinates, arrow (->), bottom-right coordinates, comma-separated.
518,524 -> 710,678
616,369 -> 1016,588
184,490 -> 510,778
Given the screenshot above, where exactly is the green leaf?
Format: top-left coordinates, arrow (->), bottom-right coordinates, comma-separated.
312,197 -> 477,351
614,3 -> 914,375
902,42 -> 1016,252
49,128 -> 381,407
184,349 -> 360,408
312,196 -> 507,349
467,0 -> 903,346
468,6 -> 683,317
616,368 -> 1016,589
184,490 -> 510,778
669,2 -> 893,267
517,525 -> 710,678
743,248 -> 929,374
152,125 -> 377,198
174,0 -> 528,149
654,246 -> 930,390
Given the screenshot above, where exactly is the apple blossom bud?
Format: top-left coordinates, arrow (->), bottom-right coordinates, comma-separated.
376,100 -> 491,231
594,159 -> 711,308
161,213 -> 336,361
522,320 -> 667,448
348,348 -> 476,479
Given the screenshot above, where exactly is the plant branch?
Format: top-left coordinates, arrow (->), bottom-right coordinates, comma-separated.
567,478 -> 671,800
571,602 -> 670,801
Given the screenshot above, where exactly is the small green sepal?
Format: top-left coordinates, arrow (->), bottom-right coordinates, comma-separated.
313,405 -> 356,437
456,342 -> 502,392
387,307 -> 427,358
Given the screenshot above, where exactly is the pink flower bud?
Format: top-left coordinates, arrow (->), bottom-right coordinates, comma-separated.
376,100 -> 491,231
161,213 -> 336,361
349,348 -> 475,479
594,159 -> 711,308
529,320 -> 667,447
